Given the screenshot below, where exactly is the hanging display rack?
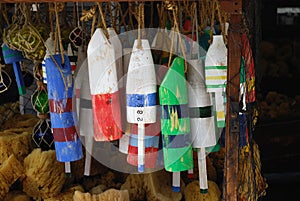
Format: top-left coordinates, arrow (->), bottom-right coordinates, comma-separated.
0,1 -> 244,201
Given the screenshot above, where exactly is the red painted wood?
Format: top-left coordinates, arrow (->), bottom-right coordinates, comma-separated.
91,91 -> 122,141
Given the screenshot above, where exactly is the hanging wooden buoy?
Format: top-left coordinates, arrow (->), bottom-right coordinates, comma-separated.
159,57 -> 193,192
187,58 -> 217,194
87,28 -> 122,142
74,59 -> 93,176
126,39 -> 157,172
45,54 -> 83,163
205,35 -> 227,128
1,43 -> 26,95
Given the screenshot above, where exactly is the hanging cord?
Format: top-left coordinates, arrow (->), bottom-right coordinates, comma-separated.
135,3 -> 144,49
97,2 -> 109,39
54,3 -> 64,65
215,0 -> 227,44
49,4 -> 54,39
157,3 -> 166,29
128,3 -> 135,30
209,0 -> 216,44
116,2 -> 129,32
189,2 -> 199,59
168,4 -> 187,71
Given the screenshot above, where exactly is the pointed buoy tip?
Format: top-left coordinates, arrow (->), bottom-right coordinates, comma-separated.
172,186 -> 181,192
200,189 -> 208,194
138,165 -> 145,173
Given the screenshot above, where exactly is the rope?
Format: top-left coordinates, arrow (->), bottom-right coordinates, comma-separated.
97,2 -> 109,39
168,4 -> 187,71
54,3 -> 64,65
136,3 -> 144,49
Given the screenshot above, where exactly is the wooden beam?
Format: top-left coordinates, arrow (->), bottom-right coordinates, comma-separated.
220,1 -> 242,201
0,0 -> 162,2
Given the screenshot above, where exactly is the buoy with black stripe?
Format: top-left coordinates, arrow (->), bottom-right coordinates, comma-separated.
1,43 -> 26,95
187,58 -> 217,194
159,57 -> 193,192
45,54 -> 83,163
204,35 -> 227,128
87,28 -> 122,142
74,58 -> 93,176
126,39 -> 157,172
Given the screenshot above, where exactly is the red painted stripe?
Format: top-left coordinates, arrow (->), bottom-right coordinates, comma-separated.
92,91 -> 122,141
71,64 -> 76,72
127,145 -> 159,168
52,126 -> 79,142
49,98 -> 73,113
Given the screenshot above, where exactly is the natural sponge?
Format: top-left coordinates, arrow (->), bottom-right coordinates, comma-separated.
73,189 -> 130,201
0,155 -> 23,199
0,130 -> 33,164
44,185 -> 84,201
22,149 -> 66,201
144,170 -> 183,201
120,174 -> 145,201
184,180 -> 221,201
3,191 -> 31,201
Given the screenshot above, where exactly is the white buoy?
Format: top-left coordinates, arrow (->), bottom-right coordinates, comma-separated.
188,58 -> 217,194
74,60 -> 93,176
126,39 -> 157,172
204,35 -> 227,128
87,28 -> 122,142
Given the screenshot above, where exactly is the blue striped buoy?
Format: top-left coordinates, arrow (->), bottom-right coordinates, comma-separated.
45,54 -> 83,162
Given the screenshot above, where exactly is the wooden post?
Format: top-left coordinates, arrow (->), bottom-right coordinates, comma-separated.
220,1 -> 242,201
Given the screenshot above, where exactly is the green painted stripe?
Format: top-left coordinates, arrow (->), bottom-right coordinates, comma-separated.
217,120 -> 226,128
163,146 -> 194,172
205,65 -> 227,70
206,84 -> 227,88
161,118 -> 190,135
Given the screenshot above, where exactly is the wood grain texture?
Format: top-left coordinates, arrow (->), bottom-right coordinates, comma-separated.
224,13 -> 242,201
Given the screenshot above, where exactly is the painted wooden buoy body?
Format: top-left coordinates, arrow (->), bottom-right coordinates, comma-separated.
205,35 -> 227,128
126,39 -> 157,172
87,28 -> 122,142
159,57 -> 193,192
187,59 -> 217,193
188,59 -> 216,148
74,60 -> 93,176
1,43 -> 26,95
45,54 -> 83,162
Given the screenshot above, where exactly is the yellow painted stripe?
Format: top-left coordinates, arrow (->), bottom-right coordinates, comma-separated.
206,76 -> 227,80
217,111 -> 225,119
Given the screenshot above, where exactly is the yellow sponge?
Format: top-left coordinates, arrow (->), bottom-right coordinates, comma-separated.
22,149 -> 66,200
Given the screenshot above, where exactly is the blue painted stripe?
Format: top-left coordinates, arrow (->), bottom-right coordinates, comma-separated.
161,104 -> 189,119
129,134 -> 160,148
172,186 -> 180,192
162,134 -> 191,149
138,165 -> 145,173
54,140 -> 83,162
50,112 -> 75,129
126,92 -> 156,107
